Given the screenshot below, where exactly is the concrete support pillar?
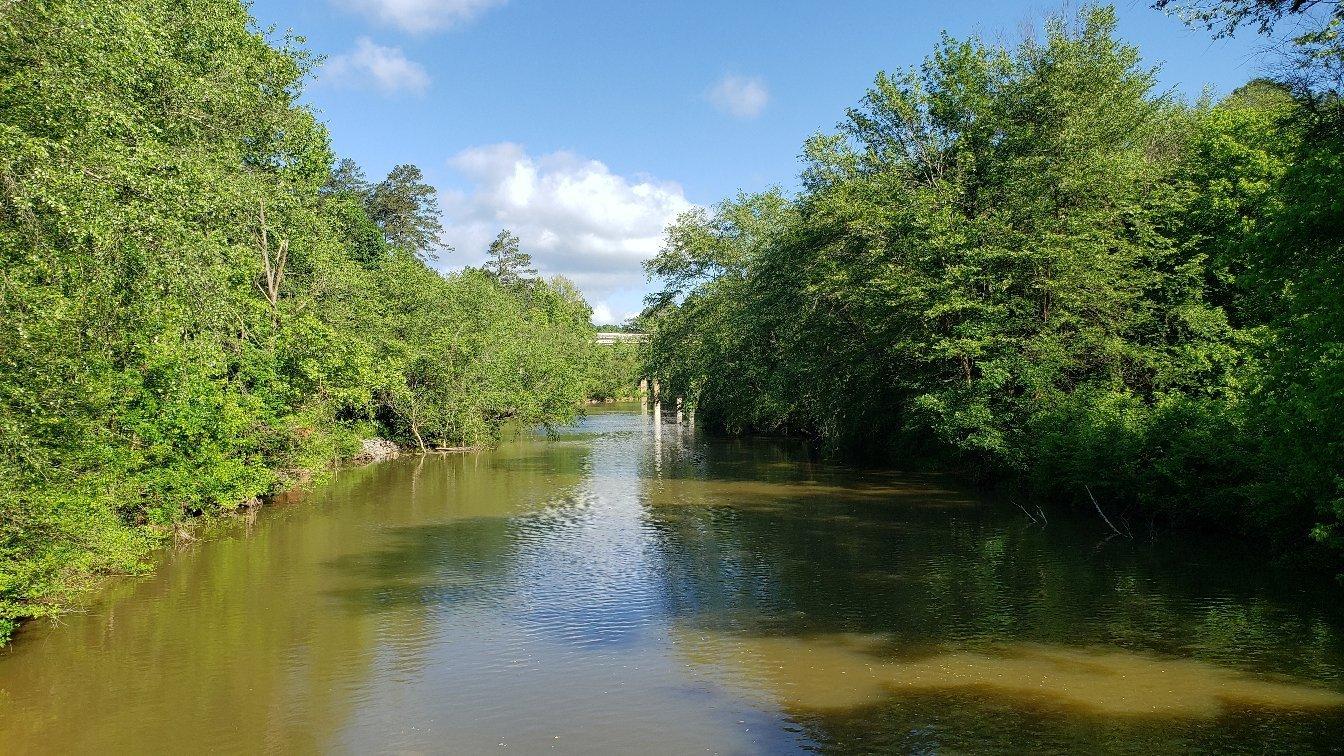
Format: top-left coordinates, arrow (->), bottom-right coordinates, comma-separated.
652,379 -> 661,430
639,377 -> 648,415
675,396 -> 684,425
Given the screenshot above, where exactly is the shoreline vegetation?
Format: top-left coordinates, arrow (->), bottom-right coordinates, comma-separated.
0,0 -> 640,643
2,0 -> 1340,645
641,4 -> 1344,574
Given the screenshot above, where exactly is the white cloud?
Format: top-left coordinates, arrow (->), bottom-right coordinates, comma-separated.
707,74 -> 769,119
335,0 -> 506,33
325,38 -> 430,95
440,143 -> 696,303
590,302 -> 615,325
588,303 -> 642,327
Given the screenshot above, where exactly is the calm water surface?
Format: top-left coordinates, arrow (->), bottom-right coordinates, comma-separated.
2,405 -> 1344,754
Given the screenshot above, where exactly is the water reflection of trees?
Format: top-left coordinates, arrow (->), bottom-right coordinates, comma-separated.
642,432 -> 1344,751
0,439 -> 596,752
0,462 -> 394,752
5,415 -> 1343,754
644,436 -> 1344,675
319,438 -> 594,656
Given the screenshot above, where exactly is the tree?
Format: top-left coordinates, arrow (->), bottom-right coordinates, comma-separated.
484,229 -> 537,285
642,4 -> 1344,569
367,164 -> 446,261
324,157 -> 371,196
1155,0 -> 1344,555
0,0 -> 597,643
1153,0 -> 1342,37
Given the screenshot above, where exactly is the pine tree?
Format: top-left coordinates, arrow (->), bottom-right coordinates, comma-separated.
485,229 -> 537,284
367,164 -> 446,261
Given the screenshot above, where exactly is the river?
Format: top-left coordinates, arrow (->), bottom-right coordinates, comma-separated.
1,405 -> 1342,754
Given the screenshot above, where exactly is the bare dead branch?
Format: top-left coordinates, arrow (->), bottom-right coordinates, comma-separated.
256,200 -> 288,310
1086,485 -> 1132,539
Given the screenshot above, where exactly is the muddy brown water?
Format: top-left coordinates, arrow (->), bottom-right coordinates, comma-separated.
2,405 -> 1343,754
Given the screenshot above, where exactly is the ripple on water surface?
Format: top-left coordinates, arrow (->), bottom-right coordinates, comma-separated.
0,406 -> 1343,754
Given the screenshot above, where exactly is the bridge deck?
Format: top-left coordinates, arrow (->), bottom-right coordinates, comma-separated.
595,332 -> 648,345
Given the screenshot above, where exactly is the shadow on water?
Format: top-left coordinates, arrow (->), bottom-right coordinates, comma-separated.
670,624 -> 1344,756
627,424 -> 1344,752
323,518 -> 519,612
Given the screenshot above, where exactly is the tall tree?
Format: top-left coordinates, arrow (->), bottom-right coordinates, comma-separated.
484,229 -> 537,284
367,164 -> 446,261
643,4 -> 1344,568
324,157 -> 371,196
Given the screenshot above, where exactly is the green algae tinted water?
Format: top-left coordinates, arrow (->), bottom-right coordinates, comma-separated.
2,405 -> 1343,754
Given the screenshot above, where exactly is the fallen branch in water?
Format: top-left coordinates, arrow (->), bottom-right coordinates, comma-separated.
1014,499 -> 1041,525
1094,531 -> 1122,551
1086,485 -> 1131,539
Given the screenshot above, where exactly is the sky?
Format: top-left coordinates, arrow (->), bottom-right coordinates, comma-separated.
250,0 -> 1273,325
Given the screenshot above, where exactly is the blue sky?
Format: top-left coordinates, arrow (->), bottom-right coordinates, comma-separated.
251,0 -> 1271,323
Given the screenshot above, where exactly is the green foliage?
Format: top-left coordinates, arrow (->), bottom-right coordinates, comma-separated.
366,164 -> 446,261
587,341 -> 645,401
645,5 -> 1344,569
0,0 -> 596,642
374,266 -> 594,449
1154,0 -> 1342,38
483,229 -> 538,286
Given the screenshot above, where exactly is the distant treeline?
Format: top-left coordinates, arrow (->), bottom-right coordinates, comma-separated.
0,0 -> 600,640
588,341 -> 644,401
643,4 -> 1344,568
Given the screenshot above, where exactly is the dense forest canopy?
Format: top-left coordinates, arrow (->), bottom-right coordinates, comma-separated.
643,4 -> 1344,568
0,0 -> 612,641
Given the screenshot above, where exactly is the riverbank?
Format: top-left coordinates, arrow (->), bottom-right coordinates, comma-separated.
1,429 -> 396,645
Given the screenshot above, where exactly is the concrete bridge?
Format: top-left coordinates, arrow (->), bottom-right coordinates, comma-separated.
638,377 -> 692,429
595,331 -> 648,346
589,332 -> 687,427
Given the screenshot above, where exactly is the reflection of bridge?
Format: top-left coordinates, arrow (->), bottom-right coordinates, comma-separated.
595,332 -> 648,346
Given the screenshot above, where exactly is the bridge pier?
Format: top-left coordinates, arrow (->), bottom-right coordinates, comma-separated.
652,379 -> 661,431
